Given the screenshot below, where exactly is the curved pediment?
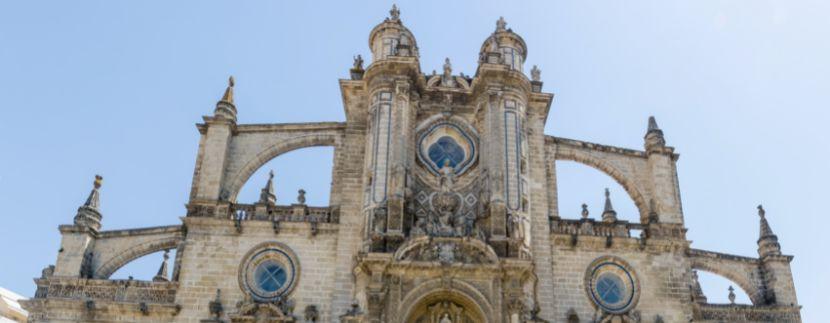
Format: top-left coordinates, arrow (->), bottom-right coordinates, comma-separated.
393,236 -> 499,265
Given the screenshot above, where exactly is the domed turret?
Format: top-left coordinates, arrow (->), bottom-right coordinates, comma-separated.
479,17 -> 527,71
368,5 -> 419,62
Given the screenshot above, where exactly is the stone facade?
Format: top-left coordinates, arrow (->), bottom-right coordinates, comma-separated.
21,6 -> 801,323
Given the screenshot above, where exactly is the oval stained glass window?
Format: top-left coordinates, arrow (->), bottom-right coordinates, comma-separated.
428,136 -> 465,169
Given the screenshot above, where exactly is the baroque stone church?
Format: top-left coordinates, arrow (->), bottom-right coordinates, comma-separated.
22,6 -> 801,323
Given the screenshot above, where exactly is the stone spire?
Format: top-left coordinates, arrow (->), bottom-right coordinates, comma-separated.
259,170 -> 277,205
74,175 -> 104,231
756,204 -> 782,257
691,270 -> 708,303
153,250 -> 170,282
214,76 -> 237,122
601,188 -> 618,222
644,116 -> 666,152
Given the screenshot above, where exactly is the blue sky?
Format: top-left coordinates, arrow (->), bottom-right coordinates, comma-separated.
1,0 -> 827,320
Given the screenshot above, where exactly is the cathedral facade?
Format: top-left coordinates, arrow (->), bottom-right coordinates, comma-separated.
22,6 -> 801,323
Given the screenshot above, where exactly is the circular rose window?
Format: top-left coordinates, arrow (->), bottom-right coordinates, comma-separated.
239,242 -> 299,301
585,258 -> 639,314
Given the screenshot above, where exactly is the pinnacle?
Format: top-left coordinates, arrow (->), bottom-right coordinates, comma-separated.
83,175 -> 103,209
220,76 -> 234,104
601,188 -> 617,222
647,116 -> 660,132
758,204 -> 776,239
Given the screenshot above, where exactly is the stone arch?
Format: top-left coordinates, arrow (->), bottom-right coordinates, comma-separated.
224,133 -> 340,202
554,150 -> 649,220
94,237 -> 181,279
399,279 -> 492,323
690,259 -> 763,305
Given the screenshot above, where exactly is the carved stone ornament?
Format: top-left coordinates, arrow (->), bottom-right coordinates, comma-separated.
229,297 -> 296,323
394,236 -> 498,265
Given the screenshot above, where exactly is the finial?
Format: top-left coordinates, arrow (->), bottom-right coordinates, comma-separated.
209,289 -> 223,318
648,116 -> 660,131
757,204 -> 776,239
602,188 -> 617,222
728,286 -> 736,304
220,76 -> 235,103
389,4 -> 400,21
581,203 -> 589,219
496,17 -> 507,32
297,189 -> 306,205
644,116 -> 666,150
82,175 -> 103,208
531,65 -> 541,82
259,170 -> 277,204
153,250 -> 170,282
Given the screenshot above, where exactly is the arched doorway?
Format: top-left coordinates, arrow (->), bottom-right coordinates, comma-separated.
404,290 -> 488,323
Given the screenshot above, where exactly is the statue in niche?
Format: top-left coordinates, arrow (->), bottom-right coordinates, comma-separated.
439,313 -> 453,323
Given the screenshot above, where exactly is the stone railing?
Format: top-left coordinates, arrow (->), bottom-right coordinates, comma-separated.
696,303 -> 801,322
34,277 -> 177,304
230,203 -> 336,223
549,218 -> 645,238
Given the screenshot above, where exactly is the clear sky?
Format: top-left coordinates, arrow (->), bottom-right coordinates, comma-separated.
1,1 -> 827,321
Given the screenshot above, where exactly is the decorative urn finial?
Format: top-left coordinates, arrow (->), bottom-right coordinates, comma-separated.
74,175 -> 104,231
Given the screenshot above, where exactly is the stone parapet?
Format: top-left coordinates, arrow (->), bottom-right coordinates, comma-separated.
695,303 -> 801,322
32,277 -> 178,304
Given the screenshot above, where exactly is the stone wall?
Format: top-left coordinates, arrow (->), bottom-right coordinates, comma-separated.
173,217 -> 340,323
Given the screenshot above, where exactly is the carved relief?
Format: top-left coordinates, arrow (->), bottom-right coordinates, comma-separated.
409,164 -> 489,240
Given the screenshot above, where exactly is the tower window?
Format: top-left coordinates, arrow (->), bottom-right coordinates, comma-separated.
501,47 -> 522,71
382,38 -> 399,58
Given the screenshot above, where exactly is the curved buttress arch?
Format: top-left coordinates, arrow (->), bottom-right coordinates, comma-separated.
224,133 -> 340,203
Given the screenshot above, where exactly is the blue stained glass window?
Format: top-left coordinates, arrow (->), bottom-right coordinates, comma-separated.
254,261 -> 287,293
428,136 -> 465,169
596,274 -> 625,304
